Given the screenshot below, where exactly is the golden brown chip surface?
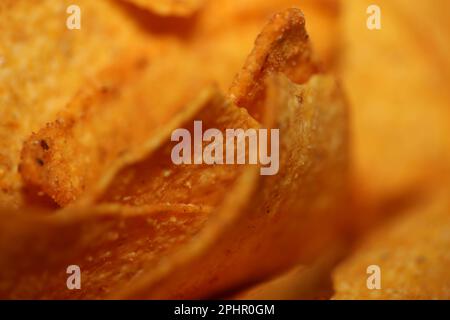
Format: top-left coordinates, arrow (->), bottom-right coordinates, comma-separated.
229,8 -> 318,121
20,50 -> 211,206
189,0 -> 339,88
0,2 -> 358,301
1,88 -> 263,299
97,89 -> 260,208
113,73 -> 348,299
0,204 -> 210,299
0,0 -> 153,208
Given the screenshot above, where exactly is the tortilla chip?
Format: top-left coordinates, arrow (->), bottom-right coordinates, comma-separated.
2,4 -> 350,300
20,50 -> 211,206
112,73 -> 348,299
341,0 -> 450,207
16,5 -> 336,209
124,0 -> 204,16
81,9 -> 348,297
0,204 -> 210,299
0,0 -> 151,208
333,189 -> 450,299
2,87 -> 260,299
11,72 -> 345,298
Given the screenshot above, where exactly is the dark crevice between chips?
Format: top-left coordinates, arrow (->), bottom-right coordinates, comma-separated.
114,0 -> 200,37
121,0 -> 205,17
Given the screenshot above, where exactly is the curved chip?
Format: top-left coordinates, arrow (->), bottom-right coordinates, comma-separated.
111,74 -> 348,299
75,9 -> 348,298
14,73 -> 347,300
0,0 -> 153,208
1,87 -> 262,299
3,5 -> 350,300
333,189 -> 450,300
20,51 -> 211,206
0,204 -> 210,299
95,88 -> 260,208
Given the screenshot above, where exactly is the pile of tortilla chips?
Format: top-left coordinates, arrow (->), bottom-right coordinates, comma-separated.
0,0 -> 449,300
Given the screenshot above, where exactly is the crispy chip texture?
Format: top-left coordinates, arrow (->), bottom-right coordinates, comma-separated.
333,189 -> 450,300
231,0 -> 339,63
69,9 -> 347,298
1,88 -> 262,299
112,73 -> 348,299
20,51 -> 211,206
97,90 -> 260,208
191,0 -> 339,88
229,8 -> 318,120
17,6 -> 327,209
1,72 -> 348,300
0,204 -> 210,299
0,0 -> 150,208
179,0 -> 340,97
10,7 -> 348,299
0,1 -> 359,301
